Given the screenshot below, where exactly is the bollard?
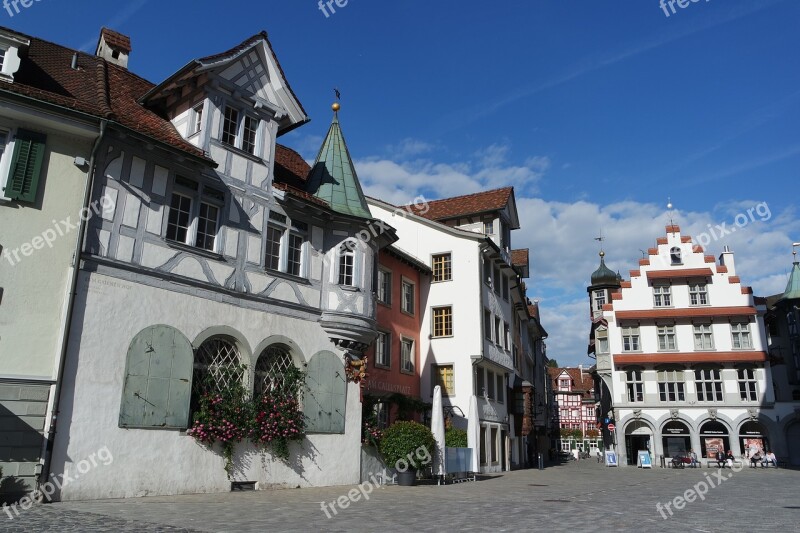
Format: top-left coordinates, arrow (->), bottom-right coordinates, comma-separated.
537,453 -> 544,470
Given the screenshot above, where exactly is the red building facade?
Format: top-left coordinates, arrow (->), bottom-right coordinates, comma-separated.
365,245 -> 430,427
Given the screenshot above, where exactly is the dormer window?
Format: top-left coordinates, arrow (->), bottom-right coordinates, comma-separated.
0,31 -> 29,83
670,246 -> 682,264
221,105 -> 261,156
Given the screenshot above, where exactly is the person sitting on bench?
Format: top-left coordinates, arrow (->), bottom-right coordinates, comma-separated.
689,449 -> 698,468
716,450 -> 726,468
749,451 -> 762,467
762,451 -> 778,467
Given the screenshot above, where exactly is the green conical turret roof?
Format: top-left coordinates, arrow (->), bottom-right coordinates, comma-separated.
781,262 -> 800,302
306,107 -> 371,219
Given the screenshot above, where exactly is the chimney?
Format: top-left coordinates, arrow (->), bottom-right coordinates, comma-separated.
95,28 -> 131,69
719,245 -> 736,276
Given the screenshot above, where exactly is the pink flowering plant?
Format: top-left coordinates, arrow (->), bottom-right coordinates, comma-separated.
250,365 -> 306,460
187,364 -> 306,474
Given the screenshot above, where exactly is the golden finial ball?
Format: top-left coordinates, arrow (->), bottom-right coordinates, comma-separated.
332,102 -> 341,112
599,251 -> 605,257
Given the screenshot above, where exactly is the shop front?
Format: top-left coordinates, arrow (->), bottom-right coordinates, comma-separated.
624,420 -> 653,465
661,421 -> 691,457
739,421 -> 769,458
699,421 -> 729,459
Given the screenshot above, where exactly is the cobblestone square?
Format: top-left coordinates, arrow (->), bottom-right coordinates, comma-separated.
3,460 -> 798,532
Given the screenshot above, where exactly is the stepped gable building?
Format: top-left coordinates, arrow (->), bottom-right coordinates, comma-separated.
589,224 -> 787,466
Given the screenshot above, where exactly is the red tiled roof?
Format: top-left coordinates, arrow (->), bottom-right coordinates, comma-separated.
99,27 -> 131,53
405,186 -> 513,221
273,144 -> 310,189
548,367 -> 594,399
0,27 -> 209,163
511,249 -> 529,267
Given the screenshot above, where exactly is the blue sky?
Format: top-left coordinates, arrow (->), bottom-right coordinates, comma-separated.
7,0 -> 800,365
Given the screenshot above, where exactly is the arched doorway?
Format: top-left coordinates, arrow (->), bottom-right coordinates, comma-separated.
787,421 -> 800,466
739,421 -> 769,459
699,420 -> 729,459
625,420 -> 653,465
662,421 -> 691,458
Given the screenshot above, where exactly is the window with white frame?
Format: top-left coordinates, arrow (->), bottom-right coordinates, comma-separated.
657,369 -> 685,402
191,103 -> 203,135
191,337 -> 243,415
689,283 -> 708,305
626,369 -> 644,402
657,325 -> 677,350
166,177 -> 224,252
595,327 -> 609,354
401,338 -> 414,373
377,269 -> 392,305
695,368 -> 723,402
220,105 -> 261,156
401,280 -> 414,314
0,49 -> 5,72
375,331 -> 390,368
653,284 -> 672,307
338,243 -> 355,286
693,324 -> 714,350
503,322 -> 510,350
594,290 -> 606,312
737,367 -> 758,401
731,322 -> 753,349
622,326 -> 640,352
484,220 -> 494,235
264,211 -> 307,277
559,379 -> 570,391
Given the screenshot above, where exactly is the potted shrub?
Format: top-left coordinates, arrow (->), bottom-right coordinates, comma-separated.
380,421 -> 435,486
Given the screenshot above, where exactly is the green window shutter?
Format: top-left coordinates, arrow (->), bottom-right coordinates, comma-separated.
6,129 -> 46,202
119,325 -> 194,429
304,351 -> 347,434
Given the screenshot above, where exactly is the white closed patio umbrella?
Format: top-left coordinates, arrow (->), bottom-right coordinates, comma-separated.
467,394 -> 480,475
431,385 -> 446,482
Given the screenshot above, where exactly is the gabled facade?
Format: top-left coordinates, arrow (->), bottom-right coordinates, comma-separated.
7,29 -> 396,500
591,225 -> 790,466
548,367 -> 598,455
368,187 -> 530,473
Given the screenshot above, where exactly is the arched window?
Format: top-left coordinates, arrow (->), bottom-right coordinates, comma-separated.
254,344 -> 294,397
192,337 -> 243,396
670,247 -> 682,264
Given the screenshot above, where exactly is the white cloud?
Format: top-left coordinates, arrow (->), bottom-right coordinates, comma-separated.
354,149 -> 800,367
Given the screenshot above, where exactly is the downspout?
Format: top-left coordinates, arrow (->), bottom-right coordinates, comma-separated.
39,119 -> 108,498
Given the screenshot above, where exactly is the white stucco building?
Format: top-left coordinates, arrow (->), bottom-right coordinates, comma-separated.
32,29 -> 395,500
591,224 -> 791,466
368,188 -> 536,473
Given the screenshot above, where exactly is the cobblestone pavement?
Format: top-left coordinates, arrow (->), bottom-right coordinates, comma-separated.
2,460 -> 799,532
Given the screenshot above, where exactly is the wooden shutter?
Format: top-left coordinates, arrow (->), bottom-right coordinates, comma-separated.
119,325 -> 193,429
304,351 -> 346,434
5,129 -> 46,202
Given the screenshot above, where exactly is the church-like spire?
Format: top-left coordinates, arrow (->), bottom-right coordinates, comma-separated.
306,103 -> 372,219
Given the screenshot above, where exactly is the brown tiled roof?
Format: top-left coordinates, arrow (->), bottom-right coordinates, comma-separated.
272,181 -> 328,207
99,28 -> 131,52
405,186 -> 513,221
0,27 -> 209,163
273,144 -> 310,189
548,367 -> 594,399
511,249 -> 529,267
